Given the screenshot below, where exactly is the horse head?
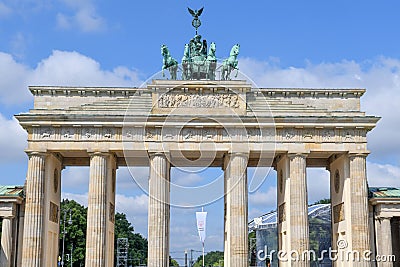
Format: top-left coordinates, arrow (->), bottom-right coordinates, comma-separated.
230,44 -> 240,57
209,42 -> 216,54
161,44 -> 169,57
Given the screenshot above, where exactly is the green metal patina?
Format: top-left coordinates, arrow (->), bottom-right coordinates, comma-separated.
161,44 -> 178,80
221,44 -> 240,80
369,187 -> 400,198
0,185 -> 24,198
161,7 -> 240,81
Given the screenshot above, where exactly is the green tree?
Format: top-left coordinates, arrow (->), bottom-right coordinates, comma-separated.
59,199 -> 148,266
313,198 -> 331,204
169,256 -> 179,266
59,199 -> 88,266
114,212 -> 148,266
194,251 -> 224,266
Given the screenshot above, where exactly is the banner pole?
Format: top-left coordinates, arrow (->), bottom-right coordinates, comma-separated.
202,242 -> 205,267
202,207 -> 204,267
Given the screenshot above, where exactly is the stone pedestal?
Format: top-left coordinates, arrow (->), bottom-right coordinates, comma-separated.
224,153 -> 248,267
0,217 -> 14,267
349,154 -> 371,266
21,152 -> 46,267
85,152 -> 116,267
147,153 -> 170,267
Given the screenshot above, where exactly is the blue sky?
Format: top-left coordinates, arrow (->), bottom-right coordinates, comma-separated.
1,0 -> 400,263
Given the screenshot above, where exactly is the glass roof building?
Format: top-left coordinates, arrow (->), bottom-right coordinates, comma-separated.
249,204 -> 332,267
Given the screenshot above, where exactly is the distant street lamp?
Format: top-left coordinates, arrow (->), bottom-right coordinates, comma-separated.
61,208 -> 72,267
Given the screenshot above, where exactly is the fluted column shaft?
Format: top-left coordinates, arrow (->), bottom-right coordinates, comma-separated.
224,153 -> 248,267
391,219 -> 400,267
0,217 -> 14,267
147,153 -> 170,267
349,154 -> 371,266
289,154 -> 309,267
378,217 -> 393,267
21,153 -> 46,267
85,153 -> 109,267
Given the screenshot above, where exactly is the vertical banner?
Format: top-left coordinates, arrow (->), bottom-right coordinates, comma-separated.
196,211 -> 207,243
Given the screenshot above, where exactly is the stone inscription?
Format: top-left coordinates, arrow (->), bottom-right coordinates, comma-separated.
109,202 -> 115,223
49,202 -> 59,223
279,203 -> 286,223
158,94 -> 240,108
333,203 -> 345,223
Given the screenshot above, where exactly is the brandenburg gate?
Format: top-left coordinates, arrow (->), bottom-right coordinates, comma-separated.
14,7 -> 379,267
15,78 -> 378,267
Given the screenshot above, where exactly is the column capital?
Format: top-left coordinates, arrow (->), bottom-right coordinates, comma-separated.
226,151 -> 249,159
223,152 -> 249,170
88,151 -> 118,165
287,152 -> 309,159
376,216 -> 392,221
348,151 -> 370,159
148,151 -> 169,159
25,150 -> 48,158
1,215 -> 14,220
87,150 -> 112,157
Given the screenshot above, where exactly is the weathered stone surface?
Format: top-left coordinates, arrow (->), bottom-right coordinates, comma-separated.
0,217 -> 13,267
15,80 -> 380,267
147,152 -> 170,267
224,153 -> 248,267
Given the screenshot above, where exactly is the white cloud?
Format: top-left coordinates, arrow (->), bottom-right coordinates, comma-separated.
0,50 -> 142,106
240,57 -> 400,162
249,186 -> 276,208
61,192 -> 88,206
31,50 -> 141,86
10,32 -> 27,59
172,172 -> 203,186
61,167 -> 89,193
307,168 -> 330,204
57,0 -> 105,32
116,193 -> 148,216
367,161 -> 400,188
116,167 -> 149,192
0,114 -> 27,163
0,2 -> 12,17
115,193 -> 149,235
0,52 -> 32,105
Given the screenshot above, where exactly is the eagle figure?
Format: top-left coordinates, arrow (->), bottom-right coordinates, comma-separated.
188,7 -> 204,19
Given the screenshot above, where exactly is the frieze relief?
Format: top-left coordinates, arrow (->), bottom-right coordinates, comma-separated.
322,129 -> 335,142
158,93 -> 241,108
29,126 -> 367,143
202,128 -> 216,141
82,127 -> 97,140
39,127 -> 55,139
61,128 -> 74,140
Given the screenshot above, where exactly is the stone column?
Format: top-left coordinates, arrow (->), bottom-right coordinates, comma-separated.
349,153 -> 371,266
288,153 -> 309,267
224,153 -> 248,267
391,219 -> 400,267
378,217 -> 393,267
21,152 -> 46,267
0,217 -> 14,267
147,152 -> 170,267
85,153 -> 109,267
